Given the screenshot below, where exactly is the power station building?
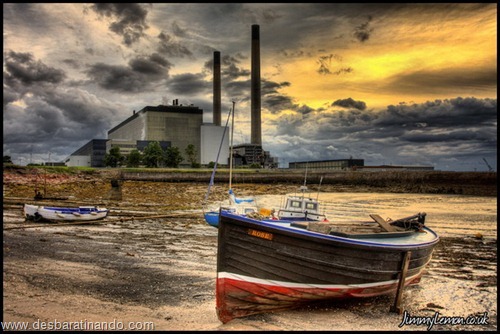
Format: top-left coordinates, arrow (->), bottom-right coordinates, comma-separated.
66,102 -> 229,167
66,24 -> 275,168
107,102 -> 203,165
65,139 -> 108,167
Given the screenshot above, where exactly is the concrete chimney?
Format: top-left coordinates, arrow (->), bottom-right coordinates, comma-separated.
251,24 -> 262,146
213,51 -> 222,126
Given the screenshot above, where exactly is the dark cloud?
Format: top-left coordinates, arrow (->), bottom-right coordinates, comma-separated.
261,80 -> 296,114
262,80 -> 290,95
379,97 -> 497,128
268,97 -> 497,169
279,49 -> 306,58
157,32 -> 193,58
224,80 -> 251,103
171,21 -> 188,38
166,73 -> 210,95
3,87 -> 19,107
261,9 -> 283,23
223,63 -> 251,81
265,94 -> 297,114
90,3 -> 149,46
382,66 -> 497,96
86,54 -> 172,93
129,53 -> 172,75
332,98 -> 367,111
317,55 -> 332,75
296,105 -> 315,115
316,54 -> 353,76
4,51 -> 66,90
3,77 -> 120,165
222,54 -> 251,81
353,15 -> 374,42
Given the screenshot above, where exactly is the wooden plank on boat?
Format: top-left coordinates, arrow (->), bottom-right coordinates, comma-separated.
330,230 -> 414,239
306,222 -> 332,234
369,214 -> 397,232
290,222 -> 308,229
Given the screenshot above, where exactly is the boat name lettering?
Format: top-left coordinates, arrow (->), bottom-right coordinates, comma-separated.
248,229 -> 273,240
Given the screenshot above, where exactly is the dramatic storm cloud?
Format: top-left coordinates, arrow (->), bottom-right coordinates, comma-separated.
3,3 -> 497,171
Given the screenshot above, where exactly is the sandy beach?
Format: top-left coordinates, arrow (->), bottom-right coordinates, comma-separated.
2,175 -> 497,331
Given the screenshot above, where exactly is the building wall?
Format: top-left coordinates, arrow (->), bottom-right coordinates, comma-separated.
147,111 -> 202,162
66,155 -> 91,167
108,113 -> 146,141
289,159 -> 364,170
108,106 -> 203,164
358,165 -> 434,171
201,124 -> 229,165
67,139 -> 108,167
107,139 -> 137,156
233,144 -> 263,166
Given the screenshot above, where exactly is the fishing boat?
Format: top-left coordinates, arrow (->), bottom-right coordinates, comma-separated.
215,210 -> 439,323
277,185 -> 328,222
277,166 -> 328,222
24,204 -> 109,222
203,101 -> 258,228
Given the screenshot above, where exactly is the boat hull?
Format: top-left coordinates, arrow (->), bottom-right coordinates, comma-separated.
216,211 -> 439,323
24,204 -> 109,222
204,211 -> 220,227
204,205 -> 259,228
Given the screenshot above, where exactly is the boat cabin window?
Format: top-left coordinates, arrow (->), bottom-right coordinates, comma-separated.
244,208 -> 256,214
290,200 -> 302,208
305,203 -> 317,211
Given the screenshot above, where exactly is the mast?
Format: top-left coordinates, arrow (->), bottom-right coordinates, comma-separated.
316,176 -> 323,201
300,163 -> 308,198
229,101 -> 235,191
202,102 -> 232,211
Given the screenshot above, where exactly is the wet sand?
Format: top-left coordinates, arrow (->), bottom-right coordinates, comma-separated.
2,182 -> 497,331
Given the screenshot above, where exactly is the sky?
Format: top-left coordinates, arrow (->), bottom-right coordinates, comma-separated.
3,3 -> 497,171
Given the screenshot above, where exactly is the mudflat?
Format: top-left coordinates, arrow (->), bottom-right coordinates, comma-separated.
2,173 -> 497,331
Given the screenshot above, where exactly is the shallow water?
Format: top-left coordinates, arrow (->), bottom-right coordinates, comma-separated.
254,192 -> 497,239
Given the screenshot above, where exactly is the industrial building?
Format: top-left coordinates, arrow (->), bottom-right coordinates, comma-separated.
288,159 -> 434,171
65,24 -> 275,168
106,139 -> 171,157
289,159 -> 365,170
232,144 -> 278,168
65,139 -> 107,167
66,102 -> 210,167
107,102 -> 203,166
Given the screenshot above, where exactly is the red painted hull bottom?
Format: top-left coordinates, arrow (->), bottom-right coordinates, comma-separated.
216,273 -> 423,323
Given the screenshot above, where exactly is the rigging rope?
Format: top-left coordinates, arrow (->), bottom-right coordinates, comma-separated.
202,104 -> 233,213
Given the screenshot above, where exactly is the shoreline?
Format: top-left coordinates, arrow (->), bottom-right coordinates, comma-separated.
3,165 -> 498,198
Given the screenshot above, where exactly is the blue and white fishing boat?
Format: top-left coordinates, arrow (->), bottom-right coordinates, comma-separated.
203,101 -> 259,228
24,204 -> 109,222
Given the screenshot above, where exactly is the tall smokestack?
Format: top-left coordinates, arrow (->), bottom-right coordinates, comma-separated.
251,24 -> 262,146
213,51 -> 221,126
